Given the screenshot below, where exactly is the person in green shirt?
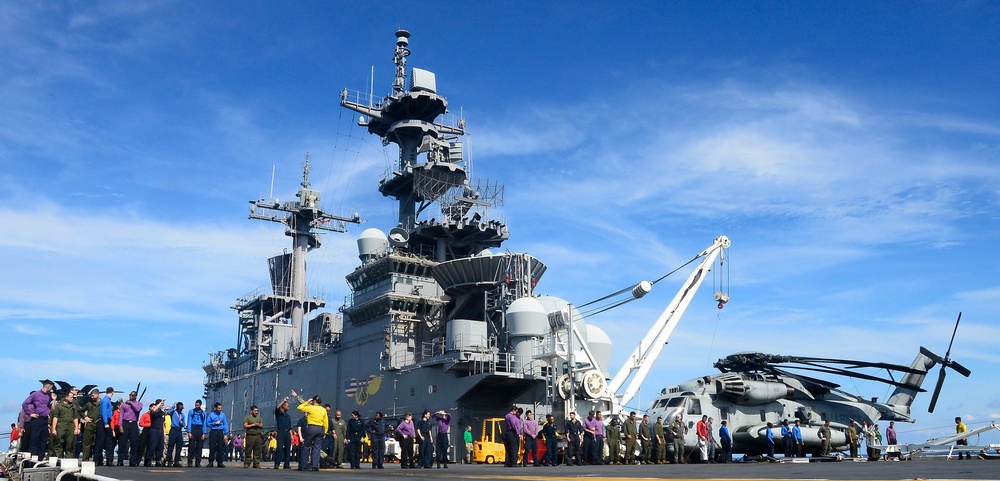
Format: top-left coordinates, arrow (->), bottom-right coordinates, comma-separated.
329,410 -> 347,468
606,418 -> 621,464
623,412 -> 638,465
463,425 -> 474,464
848,421 -> 859,458
243,405 -> 264,468
639,414 -> 651,464
50,391 -> 80,459
669,414 -> 687,464
81,389 -> 102,461
652,417 -> 665,463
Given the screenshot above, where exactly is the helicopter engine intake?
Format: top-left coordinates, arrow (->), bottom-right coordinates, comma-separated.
716,374 -> 793,405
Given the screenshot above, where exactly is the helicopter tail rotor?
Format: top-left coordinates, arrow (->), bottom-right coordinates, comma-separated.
923,312 -> 972,413
927,368 -> 947,414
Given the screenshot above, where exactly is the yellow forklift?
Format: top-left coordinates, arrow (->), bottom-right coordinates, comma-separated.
473,417 -> 550,464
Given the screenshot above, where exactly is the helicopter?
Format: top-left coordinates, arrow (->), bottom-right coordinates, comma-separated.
644,314 -> 971,458
42,380 -> 99,401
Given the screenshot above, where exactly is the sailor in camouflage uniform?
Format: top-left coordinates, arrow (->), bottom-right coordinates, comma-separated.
606,418 -> 621,464
622,412 -> 638,464
638,414 -> 651,464
50,391 -> 81,459
652,416 -> 665,463
669,414 -> 687,464
81,389 -> 102,461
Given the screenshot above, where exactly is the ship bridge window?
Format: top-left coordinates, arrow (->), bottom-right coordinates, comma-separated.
686,399 -> 702,415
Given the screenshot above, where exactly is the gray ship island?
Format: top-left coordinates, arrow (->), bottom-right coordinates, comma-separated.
202,28 -> 730,462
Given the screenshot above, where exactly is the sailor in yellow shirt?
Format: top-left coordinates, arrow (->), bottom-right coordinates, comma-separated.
292,390 -> 328,471
266,432 -> 277,462
955,417 -> 971,460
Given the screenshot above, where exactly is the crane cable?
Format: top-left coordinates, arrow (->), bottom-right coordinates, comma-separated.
578,250 -> 708,318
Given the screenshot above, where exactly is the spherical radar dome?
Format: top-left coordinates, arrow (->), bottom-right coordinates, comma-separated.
506,297 -> 548,338
357,228 -> 388,261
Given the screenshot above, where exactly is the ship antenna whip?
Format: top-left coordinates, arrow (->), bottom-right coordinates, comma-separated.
269,164 -> 276,200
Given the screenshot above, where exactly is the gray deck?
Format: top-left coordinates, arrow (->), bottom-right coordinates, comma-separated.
86,458 -> 996,481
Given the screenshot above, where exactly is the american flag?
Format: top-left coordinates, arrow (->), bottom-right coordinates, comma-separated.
345,375 -> 376,397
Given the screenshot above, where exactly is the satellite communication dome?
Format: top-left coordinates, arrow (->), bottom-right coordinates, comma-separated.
357,228 -> 388,261
585,324 -> 613,377
506,297 -> 548,338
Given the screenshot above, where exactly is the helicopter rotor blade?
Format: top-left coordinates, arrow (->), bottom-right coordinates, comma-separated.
944,312 -> 961,359
789,357 -> 924,374
949,361 -> 972,378
771,363 -> 924,390
928,366 -> 947,413
770,367 -> 841,390
919,346 -> 945,364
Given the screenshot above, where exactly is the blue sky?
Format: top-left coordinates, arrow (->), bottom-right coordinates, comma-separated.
2,1 -> 999,444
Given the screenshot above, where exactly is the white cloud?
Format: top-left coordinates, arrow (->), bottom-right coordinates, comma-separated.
58,344 -> 163,358
0,192 -> 286,327
2,359 -> 201,386
12,324 -> 47,336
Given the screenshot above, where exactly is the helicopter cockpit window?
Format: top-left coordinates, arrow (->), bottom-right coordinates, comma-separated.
666,397 -> 686,408
686,399 -> 702,415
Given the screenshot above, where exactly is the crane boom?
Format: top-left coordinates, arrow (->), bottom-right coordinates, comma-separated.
608,235 -> 730,411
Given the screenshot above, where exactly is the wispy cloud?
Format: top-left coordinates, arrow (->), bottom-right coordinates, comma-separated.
2,358 -> 203,388
12,324 -> 47,336
58,343 -> 163,358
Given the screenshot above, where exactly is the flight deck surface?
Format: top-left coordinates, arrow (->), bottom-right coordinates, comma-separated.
88,459 -> 997,481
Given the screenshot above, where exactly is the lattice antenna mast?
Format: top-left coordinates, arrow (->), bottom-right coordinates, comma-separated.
392,30 -> 410,100
247,155 -> 363,356
340,30 -> 466,231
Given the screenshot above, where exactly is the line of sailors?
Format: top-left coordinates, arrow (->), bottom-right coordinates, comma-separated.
17,381 -> 225,468
502,407 -> 736,466
273,390 -> 453,471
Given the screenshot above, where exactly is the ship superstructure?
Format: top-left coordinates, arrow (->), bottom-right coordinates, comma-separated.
203,30 -> 728,460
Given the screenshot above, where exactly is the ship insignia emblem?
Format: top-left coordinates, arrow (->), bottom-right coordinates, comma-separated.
345,374 -> 383,405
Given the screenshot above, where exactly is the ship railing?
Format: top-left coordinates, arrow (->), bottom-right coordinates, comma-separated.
447,332 -> 492,353
234,285 -> 329,310
203,370 -> 230,386
419,333 -> 493,361
389,350 -> 417,368
532,336 -> 567,359
234,285 -> 266,308
464,352 -> 534,377
341,88 -> 385,111
341,87 -> 467,133
420,337 -> 448,359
